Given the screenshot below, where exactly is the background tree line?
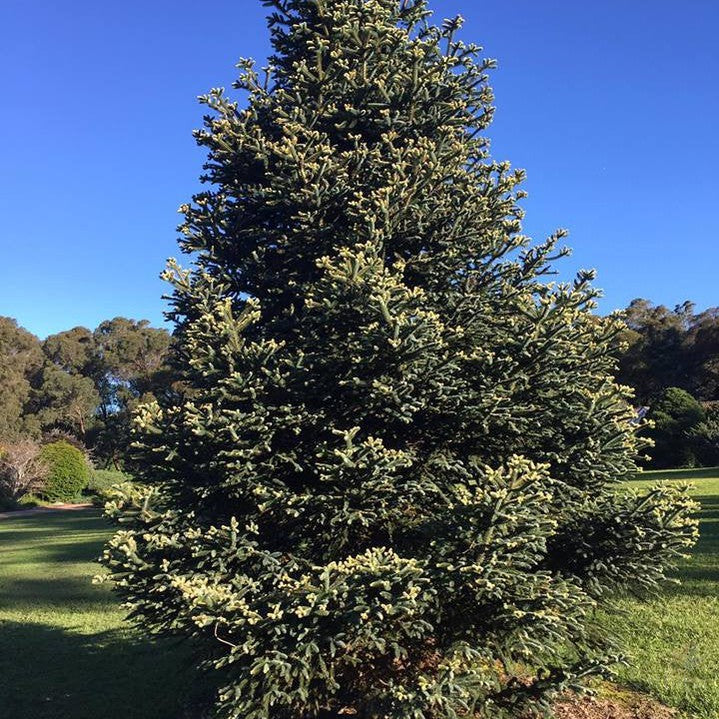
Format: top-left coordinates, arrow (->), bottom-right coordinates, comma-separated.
0,316 -> 172,468
618,298 -> 719,468
1,297 -> 718,471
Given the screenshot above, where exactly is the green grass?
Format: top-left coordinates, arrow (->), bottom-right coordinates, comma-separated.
605,467 -> 719,719
0,511 -> 196,719
2,472 -> 719,718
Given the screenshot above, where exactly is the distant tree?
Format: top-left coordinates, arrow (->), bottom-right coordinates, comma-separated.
94,318 -> 171,389
91,318 -> 173,467
38,318 -> 173,465
687,307 -> 719,401
0,439 -> 48,501
101,3 -> 697,717
42,326 -> 96,376
646,387 -> 705,468
0,317 -> 44,439
0,314 -> 173,467
617,299 -> 694,403
618,299 -> 719,406
31,365 -> 101,438
35,326 -> 102,440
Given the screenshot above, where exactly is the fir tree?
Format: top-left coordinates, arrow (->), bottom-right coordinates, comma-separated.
101,2 -> 698,717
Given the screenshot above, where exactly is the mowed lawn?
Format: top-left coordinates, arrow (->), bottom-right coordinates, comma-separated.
606,467 -> 719,719
0,510 -> 195,719
1,471 -> 718,719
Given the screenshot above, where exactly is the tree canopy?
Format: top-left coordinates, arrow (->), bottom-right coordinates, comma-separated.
618,299 -> 719,404
0,318 -> 43,440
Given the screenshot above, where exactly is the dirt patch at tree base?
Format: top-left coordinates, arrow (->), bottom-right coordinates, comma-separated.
554,685 -> 677,719
182,687 -> 677,719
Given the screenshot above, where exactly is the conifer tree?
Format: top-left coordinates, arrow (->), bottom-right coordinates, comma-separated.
101,2 -> 698,717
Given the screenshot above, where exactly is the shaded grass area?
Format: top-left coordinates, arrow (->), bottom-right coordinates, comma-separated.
604,468 -> 719,719
0,511 -> 197,719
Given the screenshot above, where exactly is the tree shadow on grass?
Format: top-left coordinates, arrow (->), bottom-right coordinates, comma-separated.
0,511 -> 109,538
0,513 -> 112,568
0,533 -> 116,612
688,494 -> 719,558
2,539 -> 109,570
694,492 -> 719,520
1,511 -> 213,718
0,575 -> 115,611
665,493 -> 719,597
0,620 -> 201,719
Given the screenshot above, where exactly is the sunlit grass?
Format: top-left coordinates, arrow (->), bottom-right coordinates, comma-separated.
603,468 -> 719,718
2,470 -> 719,718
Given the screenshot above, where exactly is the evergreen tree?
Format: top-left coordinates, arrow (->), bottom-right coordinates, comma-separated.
101,2 -> 698,717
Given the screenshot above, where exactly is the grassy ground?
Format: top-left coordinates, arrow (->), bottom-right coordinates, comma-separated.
2,471 -> 718,719
0,511 -> 195,719
605,467 -> 719,718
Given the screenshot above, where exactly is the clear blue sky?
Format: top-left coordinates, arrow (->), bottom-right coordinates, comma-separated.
1,1 -> 717,338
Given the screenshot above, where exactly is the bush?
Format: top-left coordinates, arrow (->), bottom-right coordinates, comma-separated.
646,387 -> 706,468
0,493 -> 17,511
86,469 -> 133,505
17,493 -> 41,508
87,469 -> 132,493
39,441 -> 90,502
690,403 -> 719,467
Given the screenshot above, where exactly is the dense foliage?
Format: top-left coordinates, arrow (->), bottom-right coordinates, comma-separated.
100,2 -> 698,717
690,403 -> 719,467
4,300 -> 718,471
86,468 -> 134,505
645,388 -> 706,469
39,441 -> 90,501
87,468 -> 133,494
0,318 -> 44,440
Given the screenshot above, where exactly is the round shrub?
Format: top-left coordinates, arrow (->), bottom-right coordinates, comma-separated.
39,441 -> 90,502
